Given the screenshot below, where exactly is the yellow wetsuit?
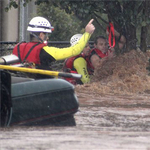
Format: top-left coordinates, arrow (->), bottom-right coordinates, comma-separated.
73,57 -> 90,84
13,32 -> 91,79
42,32 -> 90,61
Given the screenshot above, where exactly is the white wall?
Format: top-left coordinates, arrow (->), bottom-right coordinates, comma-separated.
2,0 -> 37,42
2,1 -> 18,41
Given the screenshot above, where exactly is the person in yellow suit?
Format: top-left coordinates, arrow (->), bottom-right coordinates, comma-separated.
63,34 -> 93,85
12,16 -> 95,78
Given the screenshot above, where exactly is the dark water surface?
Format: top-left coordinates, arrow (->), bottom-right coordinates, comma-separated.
1,92 -> 150,150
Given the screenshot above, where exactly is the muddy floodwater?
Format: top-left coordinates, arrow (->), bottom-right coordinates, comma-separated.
1,92 -> 150,150
1,50 -> 150,149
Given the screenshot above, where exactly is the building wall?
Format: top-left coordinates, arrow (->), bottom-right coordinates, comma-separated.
2,0 -> 37,42
0,1 -> 2,41
2,1 -> 18,42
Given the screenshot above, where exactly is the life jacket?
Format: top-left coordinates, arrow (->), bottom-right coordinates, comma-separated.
13,42 -> 47,65
64,50 -> 96,77
84,56 -> 94,75
90,48 -> 107,59
63,53 -> 86,85
87,48 -> 110,71
63,54 -> 83,72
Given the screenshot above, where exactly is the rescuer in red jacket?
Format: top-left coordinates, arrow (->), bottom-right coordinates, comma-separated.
12,16 -> 95,78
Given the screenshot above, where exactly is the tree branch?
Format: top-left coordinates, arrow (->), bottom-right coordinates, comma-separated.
93,15 -> 106,32
93,12 -> 109,25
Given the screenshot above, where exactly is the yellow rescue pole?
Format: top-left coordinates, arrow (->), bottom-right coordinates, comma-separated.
0,65 -> 82,79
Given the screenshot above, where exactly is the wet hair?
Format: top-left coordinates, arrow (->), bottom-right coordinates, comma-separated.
94,36 -> 107,45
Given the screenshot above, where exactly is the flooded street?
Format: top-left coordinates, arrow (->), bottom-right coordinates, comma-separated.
1,50 -> 150,149
2,0 -> 150,149
1,92 -> 150,150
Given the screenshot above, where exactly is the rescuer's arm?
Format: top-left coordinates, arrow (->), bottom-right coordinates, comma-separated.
73,57 -> 90,84
42,19 -> 95,60
43,32 -> 90,60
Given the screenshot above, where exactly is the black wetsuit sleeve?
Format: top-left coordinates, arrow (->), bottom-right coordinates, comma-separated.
39,48 -> 56,67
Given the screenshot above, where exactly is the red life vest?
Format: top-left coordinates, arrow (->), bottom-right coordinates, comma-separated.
90,48 -> 107,58
87,48 -> 109,71
63,54 -> 82,72
63,52 -> 95,75
13,42 -> 47,65
84,56 -> 94,75
63,53 -> 86,85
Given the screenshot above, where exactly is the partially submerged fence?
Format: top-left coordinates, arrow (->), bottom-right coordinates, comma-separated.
0,41 -> 94,55
0,41 -> 71,56
0,42 -> 17,56
0,41 -> 93,71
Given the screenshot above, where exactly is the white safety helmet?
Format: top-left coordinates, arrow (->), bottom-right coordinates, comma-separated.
70,34 -> 82,46
27,16 -> 54,33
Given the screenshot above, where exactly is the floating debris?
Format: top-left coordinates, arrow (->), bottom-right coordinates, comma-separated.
76,50 -> 150,95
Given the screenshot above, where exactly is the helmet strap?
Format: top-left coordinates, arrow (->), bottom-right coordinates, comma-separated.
31,32 -> 43,43
44,33 -> 48,41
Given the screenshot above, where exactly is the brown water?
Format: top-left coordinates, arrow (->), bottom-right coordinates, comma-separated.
1,50 -> 150,149
1,93 -> 150,150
